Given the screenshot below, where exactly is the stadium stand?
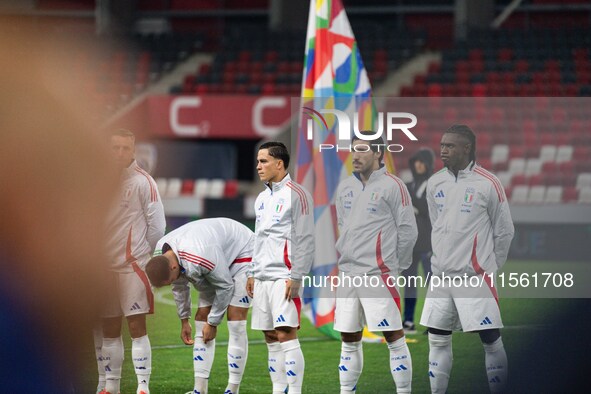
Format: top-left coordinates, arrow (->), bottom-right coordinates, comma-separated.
5,1 -> 588,205
85,32 -> 205,117
169,22 -> 427,95
395,26 -> 591,203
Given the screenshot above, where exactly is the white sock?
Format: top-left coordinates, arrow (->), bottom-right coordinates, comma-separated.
132,334 -> 151,394
428,333 -> 453,394
102,336 -> 124,394
267,342 -> 287,394
193,320 -> 215,394
93,327 -> 106,392
225,383 -> 240,394
339,341 -> 363,393
281,339 -> 305,394
483,337 -> 508,393
388,337 -> 412,393
226,320 -> 248,391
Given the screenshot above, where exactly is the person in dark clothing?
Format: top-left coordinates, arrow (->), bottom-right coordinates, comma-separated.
402,148 -> 435,333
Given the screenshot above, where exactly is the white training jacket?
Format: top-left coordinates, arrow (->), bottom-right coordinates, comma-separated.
335,166 -> 418,276
153,218 -> 254,326
427,162 -> 515,277
106,160 -> 166,272
250,173 -> 314,282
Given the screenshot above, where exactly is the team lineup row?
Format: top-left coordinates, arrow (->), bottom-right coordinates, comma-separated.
96,125 -> 514,394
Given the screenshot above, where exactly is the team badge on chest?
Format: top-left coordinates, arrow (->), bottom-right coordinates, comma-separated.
275,198 -> 285,213
464,187 -> 475,203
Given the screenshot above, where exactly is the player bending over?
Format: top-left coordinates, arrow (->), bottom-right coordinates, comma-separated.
146,218 -> 254,394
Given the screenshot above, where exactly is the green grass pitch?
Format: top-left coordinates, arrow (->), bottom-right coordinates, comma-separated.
84,260 -> 582,393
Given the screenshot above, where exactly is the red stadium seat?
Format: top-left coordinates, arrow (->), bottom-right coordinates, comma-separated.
542,161 -> 559,174
524,145 -> 540,158
545,172 -> 562,186
238,50 -> 252,62
515,59 -> 529,73
512,174 -> 527,186
472,83 -> 486,97
563,187 -> 578,202
414,74 -> 427,85
262,83 -> 276,94
193,84 -> 209,94
493,162 -> 509,172
561,173 -> 578,188
265,51 -> 279,63
487,72 -> 502,84
574,146 -> 590,162
468,48 -> 483,62
509,146 -> 525,159
555,133 -> 573,146
224,180 -> 239,198
428,61 -> 441,74
529,174 -> 544,186
498,48 -> 513,62
427,83 -> 442,97
479,158 -> 492,170
400,86 -> 413,97
540,133 -> 555,145
181,179 -> 195,195
560,161 -> 576,174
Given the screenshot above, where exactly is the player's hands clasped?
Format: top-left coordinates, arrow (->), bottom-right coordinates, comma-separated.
246,277 -> 254,297
180,319 -> 194,345
285,279 -> 301,301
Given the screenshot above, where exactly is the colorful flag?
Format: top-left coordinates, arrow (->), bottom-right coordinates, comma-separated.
296,0 -> 394,341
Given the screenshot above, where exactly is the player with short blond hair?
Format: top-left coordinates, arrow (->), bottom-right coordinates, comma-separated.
95,129 -> 166,394
146,218 -> 254,394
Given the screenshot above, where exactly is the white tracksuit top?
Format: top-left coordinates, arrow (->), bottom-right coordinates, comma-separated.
106,160 -> 166,272
153,218 -> 254,326
250,174 -> 314,281
335,166 -> 418,276
427,162 -> 515,277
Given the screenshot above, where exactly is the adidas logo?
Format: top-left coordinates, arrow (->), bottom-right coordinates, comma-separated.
258,203 -> 265,210
435,190 -> 445,198
194,355 -> 204,361
130,302 -> 141,311
429,371 -> 435,378
393,364 -> 408,372
286,370 -> 297,377
345,190 -> 354,198
229,363 -> 240,369
377,319 -> 390,327
269,366 -> 276,372
275,315 -> 286,323
489,376 -> 501,383
338,365 -> 348,371
104,365 -> 111,372
239,296 -> 250,304
480,316 -> 493,326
